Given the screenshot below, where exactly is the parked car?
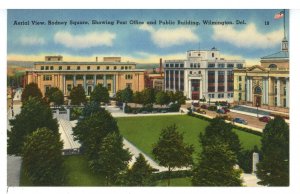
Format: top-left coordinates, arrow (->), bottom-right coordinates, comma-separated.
222,107 -> 230,113
201,104 -> 208,109
233,117 -> 248,125
196,108 -> 206,114
161,110 -> 168,113
259,116 -> 271,123
141,111 -> 148,114
217,109 -> 225,114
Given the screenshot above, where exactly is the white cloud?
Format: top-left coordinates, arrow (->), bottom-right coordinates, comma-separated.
139,24 -> 199,48
213,23 -> 283,49
54,31 -> 116,49
19,36 -> 45,46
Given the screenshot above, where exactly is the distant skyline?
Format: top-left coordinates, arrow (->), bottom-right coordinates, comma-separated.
7,9 -> 289,65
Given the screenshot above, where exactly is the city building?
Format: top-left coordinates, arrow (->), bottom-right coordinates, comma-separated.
25,56 -> 145,97
164,48 -> 245,102
233,38 -> 289,112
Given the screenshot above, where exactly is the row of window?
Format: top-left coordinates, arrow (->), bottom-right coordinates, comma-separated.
40,65 -> 133,71
207,93 -> 233,99
208,63 -> 242,69
165,63 -> 184,68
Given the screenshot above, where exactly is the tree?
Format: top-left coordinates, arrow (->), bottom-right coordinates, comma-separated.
174,91 -> 186,105
69,85 -> 86,105
8,97 -> 59,155
256,116 -> 289,186
200,118 -> 241,159
155,91 -> 169,107
133,91 -> 143,105
21,82 -> 42,103
22,127 -> 65,186
90,132 -> 131,186
121,86 -> 133,103
81,101 -> 104,118
152,124 -> 194,186
192,143 -> 242,186
72,109 -> 119,160
90,84 -> 109,104
142,88 -> 156,105
125,153 -> 156,186
45,87 -> 64,105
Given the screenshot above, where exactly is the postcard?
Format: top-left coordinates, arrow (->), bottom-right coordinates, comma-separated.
7,9 -> 289,188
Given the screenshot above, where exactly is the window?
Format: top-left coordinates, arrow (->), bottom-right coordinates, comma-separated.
180,64 -> 184,68
65,75 -> 73,80
45,85 -> 51,94
269,64 -> 277,68
126,83 -> 132,89
97,66 -> 100,70
96,75 -> 103,79
175,64 -> 179,68
107,66 -> 110,70
67,66 -> 70,70
59,66 -> 62,70
218,63 -> 225,68
86,75 -> 93,80
170,64 -> 174,68
190,64 -> 193,68
43,75 -> 52,81
254,86 -> 262,94
238,93 -> 242,101
129,66 -> 132,69
107,83 -> 112,91
227,64 -> 234,68
239,83 -> 242,90
114,66 -> 117,70
67,84 -> 72,91
198,71 -> 201,74
125,66 -> 128,70
121,66 -> 124,70
106,75 -> 113,80
76,75 -> 83,80
239,76 -> 242,81
212,53 -> 214,58
190,71 -> 192,74
50,66 -> 54,70
218,93 -> 224,98
45,66 -> 49,70
274,97 -> 277,106
236,64 -> 243,69
77,66 -> 80,70
227,93 -> 233,98
208,94 -> 215,98
87,66 -> 90,70
41,66 -> 44,70
208,63 -> 215,68
166,64 -> 169,68
125,74 -> 133,80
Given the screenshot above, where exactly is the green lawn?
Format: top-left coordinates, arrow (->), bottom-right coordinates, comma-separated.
20,155 -> 106,186
157,177 -> 192,186
117,115 -> 261,161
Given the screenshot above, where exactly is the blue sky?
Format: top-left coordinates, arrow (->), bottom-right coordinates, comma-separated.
7,9 -> 289,65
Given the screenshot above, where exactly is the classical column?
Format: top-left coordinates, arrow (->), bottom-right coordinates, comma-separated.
224,71 -> 228,92
63,75 -> 66,95
93,75 -> 96,88
286,77 -> 289,107
188,79 -> 191,99
178,70 -> 181,91
83,75 -> 87,94
164,70 -> 167,91
113,74 -> 116,94
246,77 -> 250,101
173,70 -> 176,92
262,78 -> 266,104
266,77 -> 269,104
215,71 -> 218,93
73,75 -> 76,87
104,74 -> 107,87
276,77 -> 281,106
199,78 -> 203,99
168,70 -> 171,90
249,77 -> 253,102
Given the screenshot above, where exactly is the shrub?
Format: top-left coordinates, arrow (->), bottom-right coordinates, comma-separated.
207,106 -> 217,111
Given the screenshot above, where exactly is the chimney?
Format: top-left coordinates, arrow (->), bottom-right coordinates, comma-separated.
159,58 -> 162,75
96,57 -> 98,62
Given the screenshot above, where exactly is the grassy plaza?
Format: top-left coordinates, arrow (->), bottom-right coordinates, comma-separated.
117,115 -> 261,161
20,115 -> 261,186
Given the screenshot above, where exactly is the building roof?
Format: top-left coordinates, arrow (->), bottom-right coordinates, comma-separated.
261,51 -> 289,60
34,61 -> 136,65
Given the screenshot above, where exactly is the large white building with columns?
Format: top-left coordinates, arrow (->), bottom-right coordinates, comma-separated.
233,38 -> 289,112
164,48 -> 245,102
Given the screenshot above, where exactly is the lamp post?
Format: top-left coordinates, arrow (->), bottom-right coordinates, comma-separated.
256,101 -> 259,118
